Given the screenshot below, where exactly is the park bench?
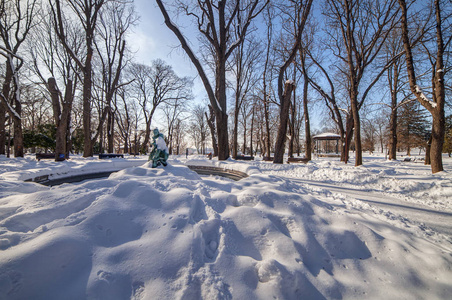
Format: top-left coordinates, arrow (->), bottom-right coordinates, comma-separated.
263,156 -> 274,161
36,153 -> 56,161
287,157 -> 309,164
99,153 -> 124,159
235,155 -> 254,161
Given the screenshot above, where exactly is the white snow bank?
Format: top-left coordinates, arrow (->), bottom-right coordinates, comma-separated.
0,154 -> 451,299
0,155 -> 147,182
174,156 -> 261,176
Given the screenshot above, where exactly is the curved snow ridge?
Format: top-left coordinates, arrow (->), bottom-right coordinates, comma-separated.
0,164 -> 451,299
179,157 -> 262,176
1,157 -> 147,182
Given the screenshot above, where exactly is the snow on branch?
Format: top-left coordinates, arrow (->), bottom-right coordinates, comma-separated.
414,85 -> 437,108
0,91 -> 21,120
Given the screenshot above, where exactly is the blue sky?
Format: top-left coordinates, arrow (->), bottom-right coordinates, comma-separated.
127,0 -> 325,130
127,1 -> 205,102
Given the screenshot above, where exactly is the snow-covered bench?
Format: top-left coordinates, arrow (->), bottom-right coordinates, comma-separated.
287,157 -> 309,164
235,155 -> 254,161
36,153 -> 56,161
98,153 -> 124,159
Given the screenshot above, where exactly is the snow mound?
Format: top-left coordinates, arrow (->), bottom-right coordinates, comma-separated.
0,161 -> 451,299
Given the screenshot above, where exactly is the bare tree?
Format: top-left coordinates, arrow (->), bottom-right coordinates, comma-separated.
0,0 -> 39,157
398,0 -> 449,173
303,42 -> 353,163
51,0 -> 107,157
172,118 -> 187,155
361,117 -> 377,153
129,60 -> 189,153
262,4 -> 274,158
205,104 -> 218,156
162,81 -> 192,154
190,104 -> 209,154
156,0 -> 268,160
29,5 -> 82,160
273,0 -> 313,164
113,86 -> 133,154
20,86 -> 51,138
324,0 -> 400,166
47,77 -> 74,160
94,0 -> 136,153
230,37 -> 261,158
385,27 -> 406,160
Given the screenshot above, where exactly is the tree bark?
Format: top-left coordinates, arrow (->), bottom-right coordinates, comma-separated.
107,108 -> 114,153
0,59 -> 13,155
82,49 -> 93,157
301,55 -> 311,161
206,105 -> 218,157
0,103 -> 5,155
302,76 -> 311,160
398,0 -> 445,173
388,105 -> 397,160
156,0 -> 264,160
288,74 -> 296,158
250,106 -> 255,156
343,114 -> 354,163
48,77 -> 74,161
274,82 -> 295,164
233,95 -> 240,158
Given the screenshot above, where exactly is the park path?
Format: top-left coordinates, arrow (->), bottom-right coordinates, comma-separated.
287,177 -> 452,240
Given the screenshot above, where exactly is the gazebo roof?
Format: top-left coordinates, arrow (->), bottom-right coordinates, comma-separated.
312,132 -> 341,140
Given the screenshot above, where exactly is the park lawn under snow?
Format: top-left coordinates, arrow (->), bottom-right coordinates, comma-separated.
0,153 -> 451,299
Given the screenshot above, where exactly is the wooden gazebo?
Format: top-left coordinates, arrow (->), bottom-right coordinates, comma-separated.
312,132 -> 341,157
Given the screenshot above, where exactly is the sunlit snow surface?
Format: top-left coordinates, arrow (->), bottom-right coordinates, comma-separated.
0,154 -> 451,299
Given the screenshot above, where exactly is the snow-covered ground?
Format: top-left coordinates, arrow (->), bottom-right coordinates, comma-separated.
0,153 -> 451,299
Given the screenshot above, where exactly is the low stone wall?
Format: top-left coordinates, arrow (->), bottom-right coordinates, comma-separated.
187,165 -> 248,181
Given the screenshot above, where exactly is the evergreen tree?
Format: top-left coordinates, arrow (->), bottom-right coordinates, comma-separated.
444,115 -> 452,157
397,101 -> 429,155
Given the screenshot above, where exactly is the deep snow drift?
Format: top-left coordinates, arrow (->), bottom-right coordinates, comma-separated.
0,154 -> 451,299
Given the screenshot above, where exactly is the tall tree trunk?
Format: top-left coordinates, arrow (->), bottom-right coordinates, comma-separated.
343,114 -> 354,163
388,64 -> 399,160
233,101 -> 239,158
425,135 -> 432,165
263,94 -> 271,157
107,108 -> 114,153
429,0 -> 446,173
216,110 -> 229,159
82,57 -> 93,157
351,93 -> 362,166
141,109 -> 156,153
12,114 -> 23,157
9,60 -> 23,157
302,59 -> 311,161
288,78 -> 296,158
398,0 -> 445,173
206,105 -> 218,157
66,113 -> 72,158
274,81 -> 295,164
48,77 -> 73,161
388,107 -> 397,160
250,106 -> 255,156
123,134 -> 129,154
0,60 -> 13,155
215,55 -> 229,160
243,118 -> 247,155
263,15 -> 272,159
0,105 -> 5,155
